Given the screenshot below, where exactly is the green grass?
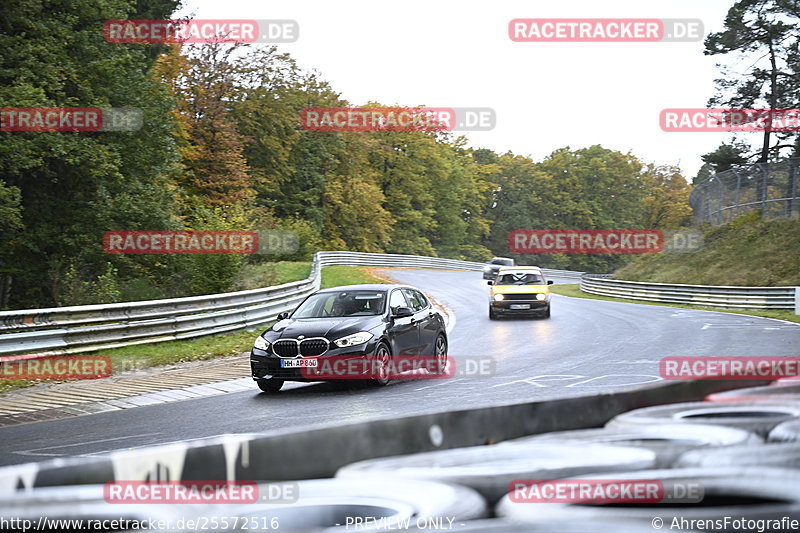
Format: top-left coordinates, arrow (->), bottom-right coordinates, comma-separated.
320,265 -> 387,289
615,215 -> 800,286
232,261 -> 312,291
0,265 -> 387,395
550,283 -> 800,324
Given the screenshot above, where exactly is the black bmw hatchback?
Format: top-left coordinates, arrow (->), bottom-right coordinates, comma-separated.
250,284 -> 448,393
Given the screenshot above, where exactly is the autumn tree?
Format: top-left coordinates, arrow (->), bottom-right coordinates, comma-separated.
161,44 -> 255,206
641,165 -> 693,228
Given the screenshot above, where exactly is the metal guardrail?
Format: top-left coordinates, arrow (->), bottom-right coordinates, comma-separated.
0,251 -> 583,357
580,274 -> 799,313
2,249 -> 794,358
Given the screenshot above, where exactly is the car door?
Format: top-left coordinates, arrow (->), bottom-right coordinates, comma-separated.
387,289 -> 420,355
403,289 -> 438,355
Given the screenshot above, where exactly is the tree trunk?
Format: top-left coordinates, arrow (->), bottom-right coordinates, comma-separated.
760,35 -> 779,163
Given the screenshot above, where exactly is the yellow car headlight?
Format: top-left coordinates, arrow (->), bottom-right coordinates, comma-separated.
493,294 -> 505,301
536,293 -> 547,301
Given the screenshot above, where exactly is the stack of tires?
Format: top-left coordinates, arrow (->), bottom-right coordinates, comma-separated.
4,383 -> 800,532
333,382 -> 800,532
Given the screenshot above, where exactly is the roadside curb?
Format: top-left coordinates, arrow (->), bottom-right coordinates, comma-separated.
0,356 -> 252,427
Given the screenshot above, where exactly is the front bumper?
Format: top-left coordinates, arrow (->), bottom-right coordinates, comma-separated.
490,299 -> 549,313
250,343 -> 377,382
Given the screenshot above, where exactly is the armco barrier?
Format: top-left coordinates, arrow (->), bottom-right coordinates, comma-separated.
0,252 -> 583,358
580,274 -> 799,313
0,377 -> 765,493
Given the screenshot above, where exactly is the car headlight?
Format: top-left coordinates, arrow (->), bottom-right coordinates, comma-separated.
334,331 -> 374,348
536,293 -> 547,301
493,294 -> 505,301
253,336 -> 270,351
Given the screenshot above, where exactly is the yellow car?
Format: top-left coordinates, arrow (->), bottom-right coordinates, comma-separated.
487,266 -> 553,319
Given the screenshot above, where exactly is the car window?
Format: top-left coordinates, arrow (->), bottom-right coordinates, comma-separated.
403,289 -> 427,311
294,291 -> 387,318
413,290 -> 430,309
496,272 -> 544,285
389,289 -> 409,313
491,258 -> 514,266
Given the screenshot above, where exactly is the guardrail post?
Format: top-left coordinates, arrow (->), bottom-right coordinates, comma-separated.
796,287 -> 800,316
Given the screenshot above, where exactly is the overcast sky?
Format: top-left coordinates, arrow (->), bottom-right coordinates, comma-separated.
176,0 -> 741,179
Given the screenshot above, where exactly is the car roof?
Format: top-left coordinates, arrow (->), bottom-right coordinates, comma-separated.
316,284 -> 406,293
497,266 -> 542,272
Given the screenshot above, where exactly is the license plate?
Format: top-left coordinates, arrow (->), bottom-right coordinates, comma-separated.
280,359 -> 318,368
510,304 -> 531,310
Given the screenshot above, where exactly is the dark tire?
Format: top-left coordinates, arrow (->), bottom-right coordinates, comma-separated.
336,442 -> 655,504
706,384 -> 800,403
508,423 -> 760,467
1,479 -> 487,528
256,379 -> 284,393
372,342 -> 392,386
676,442 -> 800,468
250,478 -> 487,525
431,334 -> 448,375
489,307 -> 498,320
607,401 -> 800,438
769,420 -> 800,442
541,305 -> 551,318
497,466 -> 800,526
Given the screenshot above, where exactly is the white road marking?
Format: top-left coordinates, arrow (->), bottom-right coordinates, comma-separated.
415,379 -> 463,391
14,433 -> 161,457
491,374 -> 662,389
702,322 -> 794,330
490,375 -> 586,388
565,375 -> 662,388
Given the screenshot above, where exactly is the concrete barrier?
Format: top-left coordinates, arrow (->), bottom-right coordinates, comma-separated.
0,377 -> 768,494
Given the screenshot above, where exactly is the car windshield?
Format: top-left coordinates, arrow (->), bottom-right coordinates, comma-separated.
491,258 -> 514,265
496,272 -> 544,285
292,290 -> 387,318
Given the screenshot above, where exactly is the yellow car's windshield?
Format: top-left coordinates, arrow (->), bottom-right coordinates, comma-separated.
496,273 -> 544,285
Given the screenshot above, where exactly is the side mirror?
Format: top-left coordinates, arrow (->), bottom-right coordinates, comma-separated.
392,306 -> 414,318
486,280 -> 493,285
276,311 -> 290,320
547,280 -> 554,285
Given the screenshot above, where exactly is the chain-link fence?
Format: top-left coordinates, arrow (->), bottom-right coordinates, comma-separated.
689,158 -> 800,225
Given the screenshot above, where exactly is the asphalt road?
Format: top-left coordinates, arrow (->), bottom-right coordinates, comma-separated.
0,269 -> 798,466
